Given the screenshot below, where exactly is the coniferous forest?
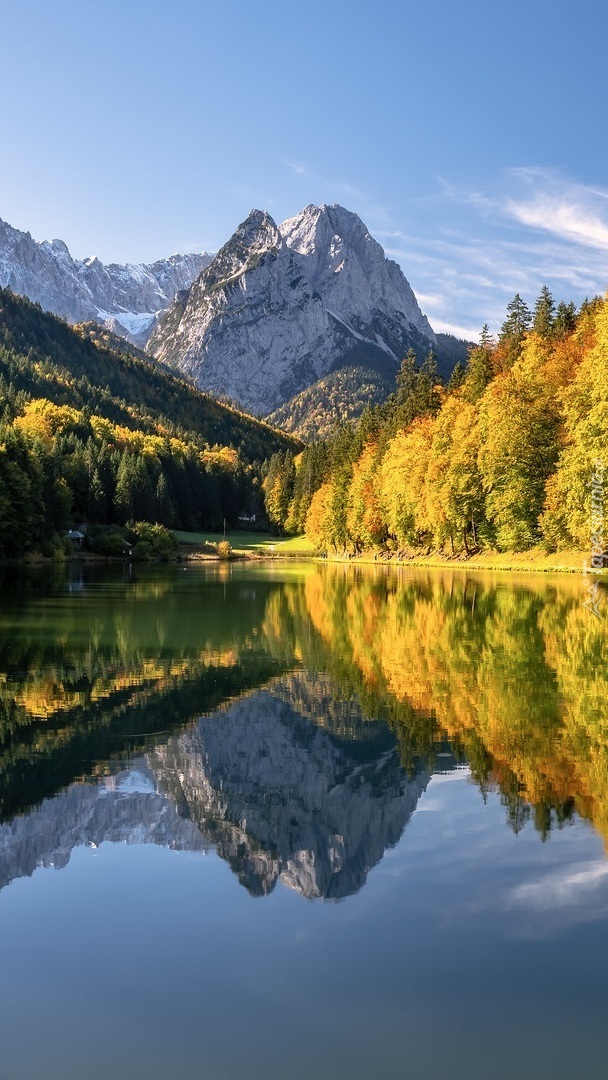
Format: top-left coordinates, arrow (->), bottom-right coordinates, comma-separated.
263,289 -> 607,557
0,289 -> 299,559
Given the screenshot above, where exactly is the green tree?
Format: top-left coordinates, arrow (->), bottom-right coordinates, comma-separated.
499,294 -> 532,367
462,328 -> 495,404
554,301 -> 577,337
533,286 -> 555,337
478,351 -> 561,550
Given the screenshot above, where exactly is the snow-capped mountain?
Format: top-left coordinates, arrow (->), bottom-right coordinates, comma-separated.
148,204 -> 437,415
0,216 -> 211,344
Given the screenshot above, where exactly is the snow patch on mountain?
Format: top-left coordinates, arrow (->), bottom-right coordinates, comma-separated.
0,216 -> 212,345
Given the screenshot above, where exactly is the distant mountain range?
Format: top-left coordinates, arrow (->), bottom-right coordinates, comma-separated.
0,216 -> 211,343
0,205 -> 470,435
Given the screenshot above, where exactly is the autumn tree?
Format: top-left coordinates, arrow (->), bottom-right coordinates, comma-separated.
478,342 -> 562,550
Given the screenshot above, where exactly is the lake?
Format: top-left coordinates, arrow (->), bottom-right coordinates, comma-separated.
0,560 -> 607,1079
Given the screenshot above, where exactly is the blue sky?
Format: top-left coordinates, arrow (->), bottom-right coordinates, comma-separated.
2,0 -> 608,338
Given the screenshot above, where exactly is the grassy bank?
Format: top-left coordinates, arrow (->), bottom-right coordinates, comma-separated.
173,529 -> 316,558
327,546 -> 606,575
173,532 -> 605,576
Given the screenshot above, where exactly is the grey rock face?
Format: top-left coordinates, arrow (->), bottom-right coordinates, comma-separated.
0,216 -> 211,344
148,203 -> 436,414
148,675 -> 430,900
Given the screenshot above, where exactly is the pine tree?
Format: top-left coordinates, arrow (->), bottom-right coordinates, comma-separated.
500,294 -> 532,339
155,473 -> 175,526
554,301 -> 577,337
462,328 -> 495,404
499,294 -> 532,368
533,286 -> 555,337
447,361 -> 466,393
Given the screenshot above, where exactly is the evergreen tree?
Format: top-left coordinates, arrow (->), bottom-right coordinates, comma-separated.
500,294 -> 532,338
388,349 -> 442,434
554,301 -> 577,337
499,294 -> 532,367
114,452 -> 137,523
447,361 -> 466,393
533,286 -> 555,337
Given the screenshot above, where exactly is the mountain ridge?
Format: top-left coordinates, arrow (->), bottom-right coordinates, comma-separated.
0,287 -> 299,460
0,216 -> 211,344
148,203 -> 438,415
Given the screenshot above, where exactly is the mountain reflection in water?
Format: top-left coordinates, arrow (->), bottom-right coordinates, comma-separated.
0,672 -> 441,900
0,561 -> 607,902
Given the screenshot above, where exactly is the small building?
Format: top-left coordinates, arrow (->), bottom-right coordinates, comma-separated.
66,529 -> 85,549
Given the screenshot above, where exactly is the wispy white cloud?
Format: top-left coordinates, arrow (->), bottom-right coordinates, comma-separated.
285,160 -> 308,176
507,197 -> 608,249
431,318 -> 480,341
505,167 -> 608,250
380,169 -> 608,334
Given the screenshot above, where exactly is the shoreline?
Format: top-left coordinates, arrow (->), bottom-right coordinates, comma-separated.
4,544 -> 606,578
320,547 -> 607,576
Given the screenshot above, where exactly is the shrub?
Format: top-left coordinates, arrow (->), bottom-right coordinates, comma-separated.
87,525 -> 130,556
128,522 -> 177,561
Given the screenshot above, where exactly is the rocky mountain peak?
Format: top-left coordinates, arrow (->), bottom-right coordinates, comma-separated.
148,202 -> 437,415
49,238 -> 70,255
199,209 -> 281,296
281,202 -> 371,258
240,207 -> 279,242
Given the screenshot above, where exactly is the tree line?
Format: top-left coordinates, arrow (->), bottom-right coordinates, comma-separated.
263,289 -> 607,556
0,289 -> 304,559
0,398 -> 261,558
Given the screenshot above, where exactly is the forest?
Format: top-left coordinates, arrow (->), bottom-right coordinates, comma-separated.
263,288 -> 608,557
0,290 -> 299,559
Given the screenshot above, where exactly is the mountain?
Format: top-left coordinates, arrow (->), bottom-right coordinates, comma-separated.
0,216 -> 211,344
147,675 -> 432,900
148,204 -> 438,416
266,333 -> 472,441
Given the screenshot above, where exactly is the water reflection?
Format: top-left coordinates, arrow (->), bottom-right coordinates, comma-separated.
0,562 -> 607,901
0,672 -> 440,899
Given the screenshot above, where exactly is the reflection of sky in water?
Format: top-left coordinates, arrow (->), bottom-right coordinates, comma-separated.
0,770 -> 606,1080
395,772 -> 608,939
1,564 -> 608,1078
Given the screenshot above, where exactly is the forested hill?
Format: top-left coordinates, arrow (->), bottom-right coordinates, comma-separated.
0,289 -> 303,560
0,289 -> 299,461
262,290 -> 608,558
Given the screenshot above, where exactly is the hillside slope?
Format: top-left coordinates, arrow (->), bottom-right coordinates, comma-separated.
0,289 -> 299,460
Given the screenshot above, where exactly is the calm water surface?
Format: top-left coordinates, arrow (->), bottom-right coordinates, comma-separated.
0,561 -> 607,1079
